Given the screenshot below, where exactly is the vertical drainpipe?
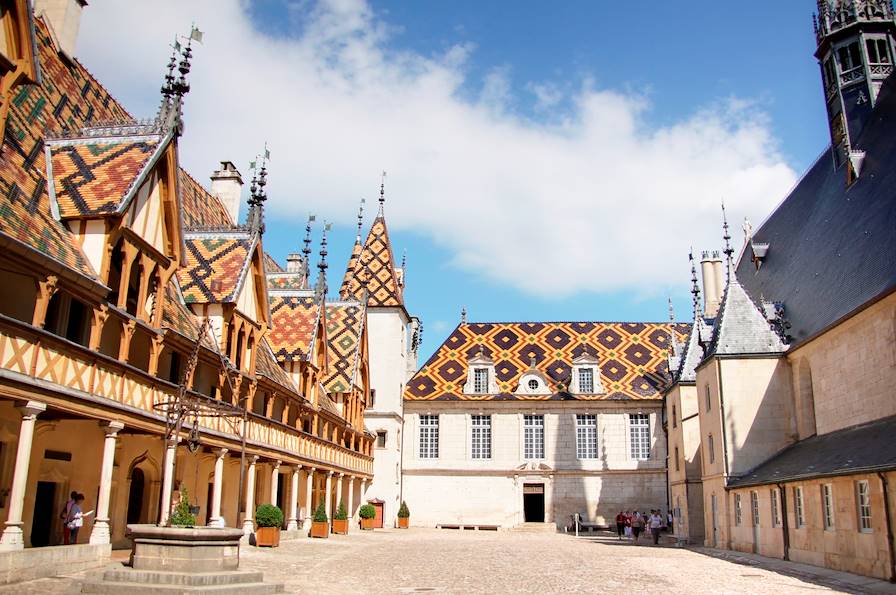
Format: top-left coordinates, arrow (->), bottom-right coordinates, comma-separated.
877,472 -> 896,583
777,482 -> 790,561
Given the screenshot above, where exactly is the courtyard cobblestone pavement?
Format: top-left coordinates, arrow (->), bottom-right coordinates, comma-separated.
4,528 -> 896,594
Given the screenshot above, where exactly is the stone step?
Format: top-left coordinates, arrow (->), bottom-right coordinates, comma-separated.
511,523 -> 558,533
80,579 -> 284,594
101,568 -> 265,586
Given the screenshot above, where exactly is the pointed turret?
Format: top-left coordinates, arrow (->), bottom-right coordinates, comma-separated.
674,250 -> 714,383
340,199 -> 365,300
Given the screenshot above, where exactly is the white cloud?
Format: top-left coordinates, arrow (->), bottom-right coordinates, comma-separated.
78,0 -> 797,297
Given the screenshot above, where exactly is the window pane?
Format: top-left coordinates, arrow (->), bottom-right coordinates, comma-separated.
575,414 -> 597,459
524,415 -> 544,459
419,415 -> 439,458
473,368 -> 489,393
471,414 -> 491,459
857,481 -> 872,531
578,368 -> 594,393
629,414 -> 649,460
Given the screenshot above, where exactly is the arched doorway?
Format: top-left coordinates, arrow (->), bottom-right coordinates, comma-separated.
127,468 -> 145,524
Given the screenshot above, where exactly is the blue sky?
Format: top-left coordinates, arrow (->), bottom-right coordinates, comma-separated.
81,1 -> 830,362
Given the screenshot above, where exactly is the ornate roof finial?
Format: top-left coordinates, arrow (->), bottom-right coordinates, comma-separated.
246,146 -> 270,235
689,248 -> 701,316
160,25 -> 203,136
356,198 -> 365,243
316,221 -> 332,296
722,199 -> 734,279
668,297 -> 675,323
460,307 -> 467,324
302,214 -> 315,288
378,171 -> 386,215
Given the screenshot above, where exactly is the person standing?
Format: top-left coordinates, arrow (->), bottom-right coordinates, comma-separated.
615,511 -> 626,540
649,510 -> 663,545
631,510 -> 643,543
60,490 -> 77,545
66,494 -> 93,545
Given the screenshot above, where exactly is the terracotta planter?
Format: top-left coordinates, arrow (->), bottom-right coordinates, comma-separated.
310,521 -> 330,538
332,519 -> 348,534
360,517 -> 375,530
397,517 -> 409,529
255,526 -> 280,547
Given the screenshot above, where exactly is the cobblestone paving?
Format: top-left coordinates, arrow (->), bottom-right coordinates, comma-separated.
3,528 -> 895,594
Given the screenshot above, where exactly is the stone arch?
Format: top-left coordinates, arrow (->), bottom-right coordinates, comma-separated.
797,359 -> 817,438
126,451 -> 161,525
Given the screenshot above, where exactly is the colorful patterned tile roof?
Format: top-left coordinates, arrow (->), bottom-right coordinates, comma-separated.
256,339 -> 301,395
160,281 -> 217,350
405,321 -> 691,401
263,252 -> 284,273
178,234 -> 254,303
339,240 -> 362,300
267,272 -> 306,291
323,302 -> 365,394
48,138 -> 162,218
179,169 -> 233,229
268,294 -> 320,361
341,215 -> 403,307
0,18 -> 131,279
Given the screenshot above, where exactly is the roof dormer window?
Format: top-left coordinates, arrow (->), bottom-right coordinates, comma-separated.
527,378 -> 539,391
571,353 -> 603,395
474,368 -> 489,393
463,346 -> 497,395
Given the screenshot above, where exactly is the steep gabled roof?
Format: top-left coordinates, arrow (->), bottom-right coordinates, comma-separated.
342,215 -> 403,307
179,169 -> 233,229
256,338 -> 302,395
0,18 -> 131,280
735,74 -> 896,345
267,291 -> 321,361
704,274 -> 786,358
160,281 -> 217,350
323,301 -> 365,394
263,251 -> 284,274
178,232 -> 255,304
406,321 -> 689,401
674,315 -> 713,383
339,239 -> 362,300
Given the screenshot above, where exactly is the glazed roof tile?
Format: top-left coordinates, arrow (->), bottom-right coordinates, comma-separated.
160,281 -> 217,350
256,339 -> 300,394
339,240 -> 362,300
48,138 -> 162,218
406,321 -> 689,401
268,293 -> 320,361
0,19 -> 131,279
178,233 -> 254,303
263,252 -> 284,274
342,216 -> 403,307
179,169 -> 234,229
267,272 -> 306,291
323,302 -> 365,394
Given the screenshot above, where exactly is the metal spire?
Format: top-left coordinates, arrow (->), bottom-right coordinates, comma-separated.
689,248 -> 701,317
316,221 -> 332,296
356,199 -> 366,243
378,171 -> 386,215
667,296 -> 677,354
159,25 -> 202,136
246,147 -> 269,235
460,307 -> 467,324
302,214 -> 315,288
722,199 -> 734,279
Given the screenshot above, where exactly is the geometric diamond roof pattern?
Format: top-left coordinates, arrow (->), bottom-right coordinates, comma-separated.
341,215 -> 403,307
267,293 -> 320,361
323,302 -> 365,394
178,234 -> 253,303
179,169 -> 233,229
405,321 -> 691,401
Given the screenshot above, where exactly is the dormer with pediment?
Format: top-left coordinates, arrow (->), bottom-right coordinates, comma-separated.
463,347 -> 499,396
570,352 -> 605,395
515,357 -> 552,396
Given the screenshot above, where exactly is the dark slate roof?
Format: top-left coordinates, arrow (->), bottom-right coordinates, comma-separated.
674,314 -> 713,383
704,276 -> 786,358
735,74 -> 896,346
728,415 -> 896,488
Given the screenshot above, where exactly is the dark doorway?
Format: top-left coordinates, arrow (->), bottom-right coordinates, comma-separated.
205,482 -> 214,525
127,468 -> 145,524
523,484 -> 545,522
276,474 -> 285,512
31,481 -> 57,547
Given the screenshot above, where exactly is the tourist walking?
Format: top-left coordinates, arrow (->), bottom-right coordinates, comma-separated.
649,510 -> 663,545
631,510 -> 643,542
60,490 -> 77,545
615,511 -> 626,540
65,494 -> 92,545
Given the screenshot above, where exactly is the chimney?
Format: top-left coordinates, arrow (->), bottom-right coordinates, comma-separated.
33,0 -> 86,61
700,250 -> 723,318
286,253 -> 303,274
210,161 -> 243,225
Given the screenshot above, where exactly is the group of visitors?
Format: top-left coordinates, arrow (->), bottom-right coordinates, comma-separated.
614,509 -> 670,545
59,491 -> 93,544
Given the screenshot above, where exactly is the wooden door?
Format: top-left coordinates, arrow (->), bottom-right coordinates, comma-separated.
373,502 -> 384,528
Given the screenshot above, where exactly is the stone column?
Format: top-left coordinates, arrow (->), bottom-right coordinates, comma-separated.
303,468 -> 315,532
89,421 -> 124,544
159,440 -> 177,525
208,448 -> 228,528
242,455 -> 259,536
287,466 -> 300,531
0,401 -> 46,549
336,473 -> 344,514
270,461 -> 281,507
347,476 -> 355,520
324,471 -> 333,520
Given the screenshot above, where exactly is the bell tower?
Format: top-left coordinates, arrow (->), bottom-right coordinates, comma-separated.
814,0 -> 896,166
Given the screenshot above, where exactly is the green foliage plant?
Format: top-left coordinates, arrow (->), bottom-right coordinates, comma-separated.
397,501 -> 410,519
312,501 -> 328,523
335,500 -> 348,521
169,487 -> 196,527
255,503 -> 284,528
358,504 -> 376,520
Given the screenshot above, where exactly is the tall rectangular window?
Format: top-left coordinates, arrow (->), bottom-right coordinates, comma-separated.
575,414 -> 597,459
376,431 -> 387,448
822,484 -> 834,530
523,415 -> 544,459
771,488 -> 780,527
795,487 -> 805,527
629,414 -> 650,460
473,368 -> 489,394
750,491 -> 760,527
857,480 -> 872,532
578,368 -> 594,393
734,493 -> 742,526
708,434 -> 715,465
672,405 -> 677,428
471,414 -> 491,459
418,415 -> 439,459
674,446 -> 680,472
705,385 -> 711,411
867,38 -> 892,64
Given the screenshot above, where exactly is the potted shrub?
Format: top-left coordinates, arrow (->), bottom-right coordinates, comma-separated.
397,500 -> 410,529
255,503 -> 283,547
169,487 -> 196,527
359,504 -> 376,530
332,500 -> 349,534
310,502 -> 329,538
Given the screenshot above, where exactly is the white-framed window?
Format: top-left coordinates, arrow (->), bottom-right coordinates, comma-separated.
857,480 -> 872,532
771,488 -> 780,527
376,430 -> 387,448
473,368 -> 489,394
734,493 -> 742,526
418,415 -> 439,459
471,414 -> 491,459
705,385 -> 711,411
578,368 -> 594,393
795,487 -> 805,527
575,414 -> 597,459
523,414 -> 544,459
822,484 -> 834,530
708,434 -> 715,465
629,413 -> 650,460
750,491 -> 760,527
